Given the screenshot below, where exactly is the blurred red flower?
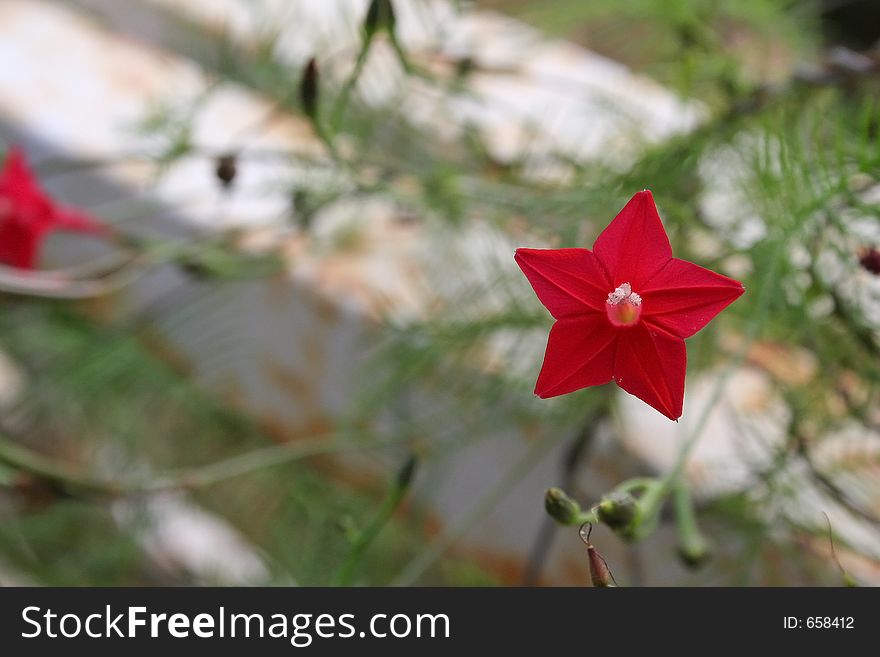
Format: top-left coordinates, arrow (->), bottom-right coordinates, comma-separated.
0,147 -> 107,269
515,190 -> 744,420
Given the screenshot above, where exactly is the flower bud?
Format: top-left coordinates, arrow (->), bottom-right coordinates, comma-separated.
544,487 -> 581,525
673,481 -> 711,569
579,523 -> 616,587
215,153 -> 237,190
364,0 -> 396,40
300,57 -> 319,121
395,454 -> 418,488
588,543 -> 614,587
859,247 -> 880,275
677,535 -> 712,569
596,491 -> 638,531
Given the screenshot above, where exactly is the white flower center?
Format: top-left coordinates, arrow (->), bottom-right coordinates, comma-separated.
605,282 -> 642,327
606,282 -> 641,307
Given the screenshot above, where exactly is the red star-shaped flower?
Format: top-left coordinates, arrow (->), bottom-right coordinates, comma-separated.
0,146 -> 107,270
515,190 -> 744,420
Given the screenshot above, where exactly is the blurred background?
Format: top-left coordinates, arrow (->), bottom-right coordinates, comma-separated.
0,0 -> 879,586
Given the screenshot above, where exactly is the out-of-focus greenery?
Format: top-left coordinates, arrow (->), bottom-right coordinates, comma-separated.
482,0 -> 816,94
2,0 -> 879,586
0,303 -> 496,585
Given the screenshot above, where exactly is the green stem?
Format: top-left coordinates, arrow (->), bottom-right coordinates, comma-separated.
0,435 -> 114,496
630,235 -> 788,538
334,454 -> 417,585
612,477 -> 656,494
574,510 -> 599,526
390,431 -> 565,586
388,32 -> 412,75
0,432 -> 400,499
673,479 -> 710,564
330,37 -> 373,133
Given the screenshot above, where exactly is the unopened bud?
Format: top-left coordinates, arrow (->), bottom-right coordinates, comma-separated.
544,487 -> 581,525
588,544 -> 613,587
364,0 -> 396,40
673,481 -> 711,569
215,153 -> 237,190
455,56 -> 475,80
579,523 -> 616,587
677,535 -> 712,569
859,247 -> 880,275
179,256 -> 210,279
12,472 -> 68,512
596,491 -> 638,531
395,454 -> 418,488
300,57 -> 319,120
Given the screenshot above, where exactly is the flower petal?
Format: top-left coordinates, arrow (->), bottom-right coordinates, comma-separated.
592,190 -> 672,288
53,207 -> 108,235
515,247 -> 610,318
0,147 -> 41,196
535,315 -> 617,398
641,258 -> 744,338
0,220 -> 45,269
613,324 -> 685,420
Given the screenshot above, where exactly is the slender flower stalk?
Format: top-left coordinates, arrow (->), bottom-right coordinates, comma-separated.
0,431 -> 403,499
334,454 -> 418,585
673,480 -> 711,567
